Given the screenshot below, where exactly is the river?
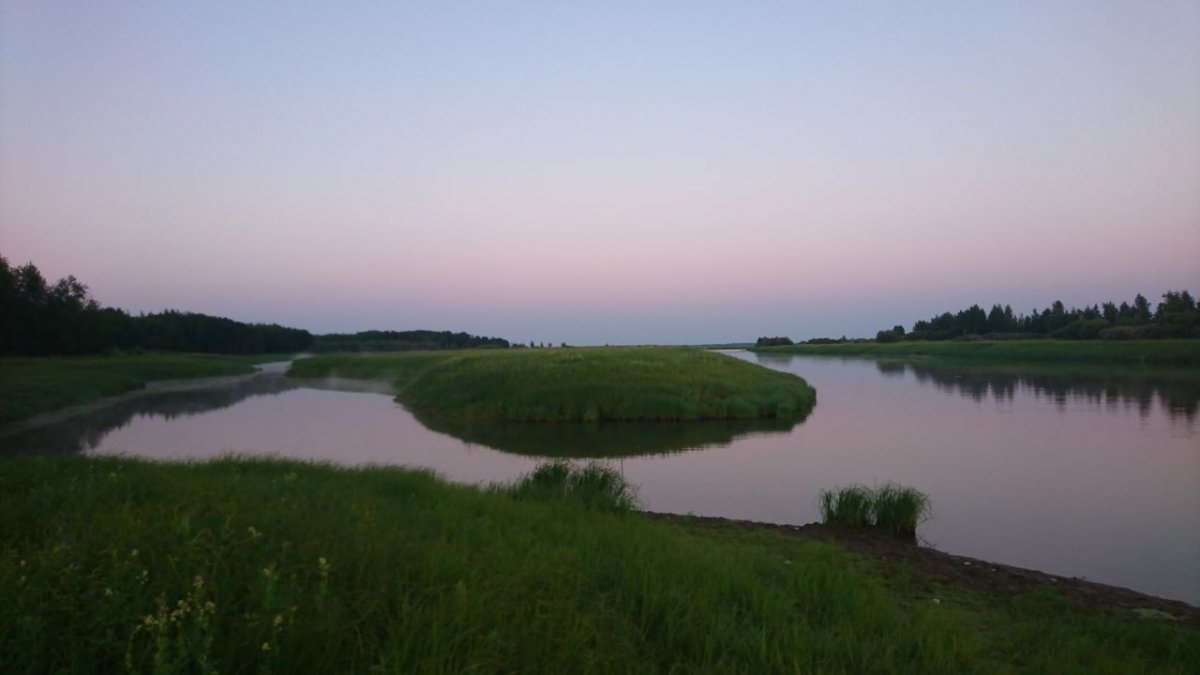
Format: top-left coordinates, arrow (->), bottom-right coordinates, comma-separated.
2,352 -> 1196,605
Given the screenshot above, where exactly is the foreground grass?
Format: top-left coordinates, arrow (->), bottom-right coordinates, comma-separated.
754,339 -> 1200,367
2,457 -> 1195,674
0,353 -> 291,425
290,347 -> 816,422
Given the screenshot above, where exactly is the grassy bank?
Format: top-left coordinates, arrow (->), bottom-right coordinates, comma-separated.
290,348 -> 816,422
2,456 -> 1195,674
0,353 -> 290,425
754,339 -> 1200,367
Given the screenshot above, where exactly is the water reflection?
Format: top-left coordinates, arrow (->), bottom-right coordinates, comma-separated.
415,412 -> 799,458
874,359 -> 1199,428
0,368 -> 804,459
0,373 -> 394,455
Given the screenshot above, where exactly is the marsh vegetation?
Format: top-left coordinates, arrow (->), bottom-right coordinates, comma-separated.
3,456 -> 1195,674
290,348 -> 817,423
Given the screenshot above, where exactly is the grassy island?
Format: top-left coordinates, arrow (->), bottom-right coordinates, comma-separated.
289,347 -> 817,422
2,456 -> 1195,674
753,339 -> 1200,368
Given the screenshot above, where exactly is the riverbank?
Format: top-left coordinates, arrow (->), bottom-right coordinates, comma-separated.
289,347 -> 816,422
0,353 -> 291,425
752,339 -> 1200,367
2,456 -> 1195,674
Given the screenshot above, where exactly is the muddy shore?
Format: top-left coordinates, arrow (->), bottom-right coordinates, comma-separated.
644,511 -> 1199,624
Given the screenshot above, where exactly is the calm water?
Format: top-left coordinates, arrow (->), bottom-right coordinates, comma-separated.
2,353 -> 1197,605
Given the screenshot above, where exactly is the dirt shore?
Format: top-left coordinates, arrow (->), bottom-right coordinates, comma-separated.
643,511 -> 1199,624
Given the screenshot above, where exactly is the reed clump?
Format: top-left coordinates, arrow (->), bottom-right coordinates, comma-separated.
508,460 -> 639,512
819,483 -> 931,538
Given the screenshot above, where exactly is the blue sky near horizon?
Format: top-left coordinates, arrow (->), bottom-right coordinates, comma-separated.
2,1 -> 1197,344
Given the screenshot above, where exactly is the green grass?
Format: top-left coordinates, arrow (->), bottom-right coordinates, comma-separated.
0,353 -> 291,425
819,484 -> 874,529
872,483 -> 932,538
755,339 -> 1200,367
820,484 -> 932,538
2,456 -> 1195,674
508,461 -> 640,511
289,347 -> 817,423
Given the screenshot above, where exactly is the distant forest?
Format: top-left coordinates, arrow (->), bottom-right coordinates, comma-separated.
873,291 -> 1198,342
0,256 -> 510,356
0,257 -> 315,356
315,330 -> 510,352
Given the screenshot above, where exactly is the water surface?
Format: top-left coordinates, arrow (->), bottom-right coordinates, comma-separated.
2,353 -> 1196,604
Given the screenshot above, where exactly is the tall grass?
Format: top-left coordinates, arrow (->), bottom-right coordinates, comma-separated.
289,348 -> 817,423
818,484 -> 874,528
508,461 -> 639,511
819,483 -> 931,538
873,483 -> 932,537
1,456 -> 1195,673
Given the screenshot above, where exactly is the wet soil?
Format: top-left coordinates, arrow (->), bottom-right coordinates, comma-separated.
643,511 -> 1199,624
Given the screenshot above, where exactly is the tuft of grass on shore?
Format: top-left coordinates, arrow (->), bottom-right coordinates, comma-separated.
508,460 -> 639,511
820,483 -> 931,538
1,456 -> 1196,674
754,339 -> 1200,367
289,347 -> 817,423
0,353 -> 289,425
819,484 -> 874,529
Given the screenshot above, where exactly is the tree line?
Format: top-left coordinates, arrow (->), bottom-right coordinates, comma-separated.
1,256 -> 314,356
314,330 -> 510,352
875,290 -> 1198,342
0,256 -> 523,356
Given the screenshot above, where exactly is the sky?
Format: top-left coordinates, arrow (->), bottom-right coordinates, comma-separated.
2,1 -> 1198,345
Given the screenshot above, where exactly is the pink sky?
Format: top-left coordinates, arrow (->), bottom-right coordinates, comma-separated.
2,2 -> 1197,343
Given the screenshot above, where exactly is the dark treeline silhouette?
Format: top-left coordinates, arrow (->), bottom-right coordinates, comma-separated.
313,330 -> 511,352
1,256 -> 313,356
877,291 -> 1198,342
755,336 -> 794,347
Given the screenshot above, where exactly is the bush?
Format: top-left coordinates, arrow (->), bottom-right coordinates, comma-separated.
1050,319 -> 1110,340
1099,326 -> 1143,341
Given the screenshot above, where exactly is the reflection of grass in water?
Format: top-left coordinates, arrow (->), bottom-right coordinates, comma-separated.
289,348 -> 817,423
415,411 -> 798,458
0,353 -> 286,425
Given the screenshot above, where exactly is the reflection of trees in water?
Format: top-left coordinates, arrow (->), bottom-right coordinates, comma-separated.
0,374 -> 299,455
414,411 -> 803,459
879,361 -> 1199,426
